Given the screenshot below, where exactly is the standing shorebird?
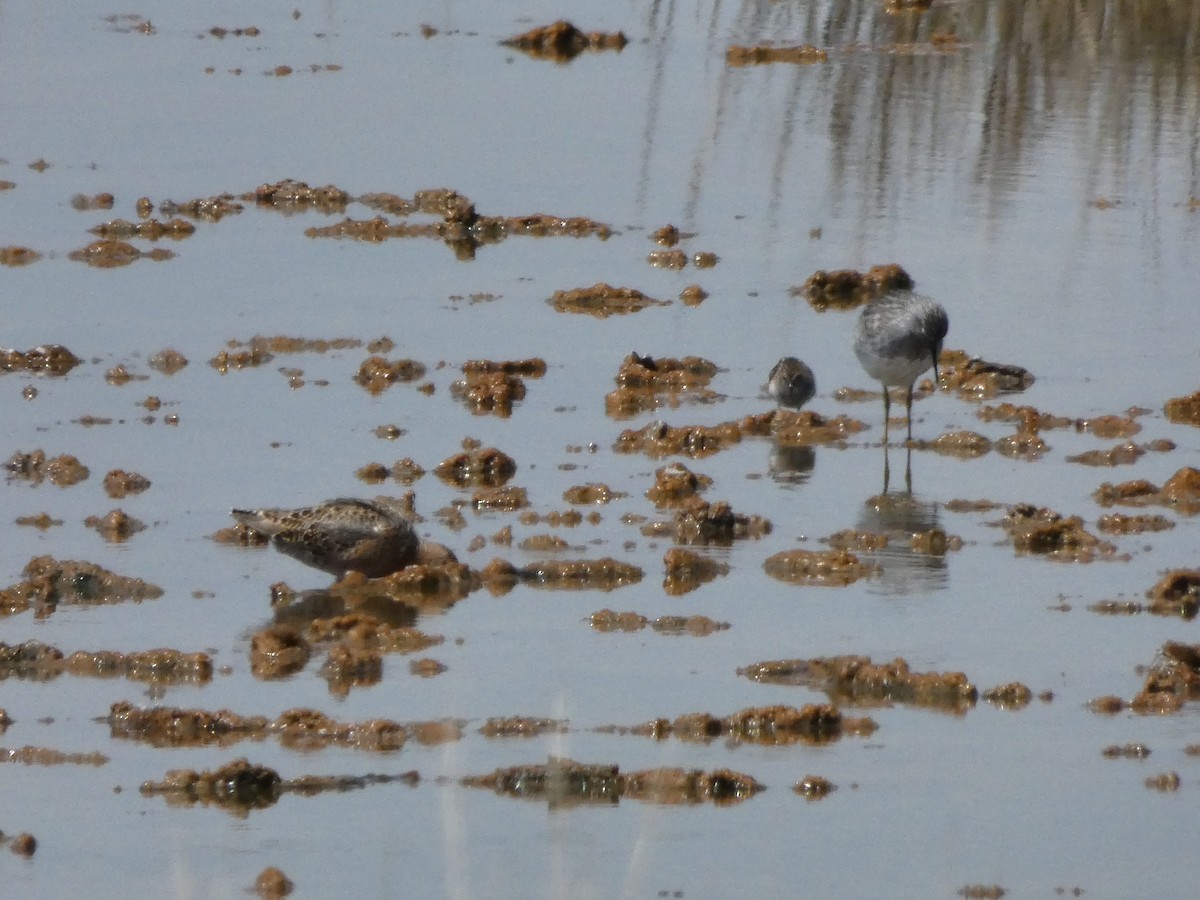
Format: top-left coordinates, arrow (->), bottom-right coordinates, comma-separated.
853,292 -> 949,444
231,497 -> 420,578
767,356 -> 816,410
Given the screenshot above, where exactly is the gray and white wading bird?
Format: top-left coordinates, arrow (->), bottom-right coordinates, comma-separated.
853,292 -> 949,444
767,356 -> 816,411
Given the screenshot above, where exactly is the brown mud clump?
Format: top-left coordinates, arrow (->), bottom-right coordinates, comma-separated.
645,463 -> 712,508
85,508 -> 147,542
254,867 -> 294,899
606,352 -> 719,418
0,344 -> 82,375
763,548 -> 877,587
550,283 -> 668,318
6,450 -> 89,487
89,217 -> 195,240
0,247 -> 41,267
68,239 -> 173,267
1165,389 -> 1200,427
108,701 -> 270,749
589,609 -> 730,636
501,21 -> 627,62
794,775 -> 836,800
1096,513 -> 1174,535
982,683 -> 1033,710
481,558 -> 642,594
726,44 -> 828,65
662,547 -> 728,595
0,555 -> 163,617
354,356 -> 426,394
1094,467 -> 1200,515
1127,641 -> 1200,714
1001,504 -> 1117,562
614,413 -> 775,459
250,625 -> 312,679
770,409 -> 869,446
141,758 -> 283,813
248,179 -> 350,213
938,352 -> 1035,399
739,655 -> 978,714
793,264 -> 913,310
660,704 -> 863,746
103,469 -> 151,498
563,483 -> 625,505
644,498 -> 771,545
451,367 -> 528,417
1065,442 -> 1155,467
158,194 -> 243,222
1144,570 -> 1200,619
435,444 -> 517,488
462,756 -> 762,806
147,348 -> 189,374
8,833 -> 37,858
0,746 -> 108,766
480,717 -> 568,738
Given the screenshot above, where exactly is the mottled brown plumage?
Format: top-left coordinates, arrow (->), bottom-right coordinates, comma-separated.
231,497 -> 420,578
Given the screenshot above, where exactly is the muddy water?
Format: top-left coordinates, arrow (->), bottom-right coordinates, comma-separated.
3,1 -> 1200,897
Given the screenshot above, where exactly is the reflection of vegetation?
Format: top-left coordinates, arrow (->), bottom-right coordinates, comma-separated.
644,0 -> 1200,221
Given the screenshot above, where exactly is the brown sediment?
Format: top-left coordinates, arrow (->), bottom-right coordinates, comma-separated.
651,225 -> 682,246
613,412 -> 776,459
927,431 -> 992,458
1096,513 -> 1174,534
589,610 -> 730,636
480,717 -> 569,738
89,218 -> 195,240
451,369 -> 526,416
1165,389 -> 1200,426
647,249 -> 687,269
0,344 -> 82,375
911,528 -> 960,554
328,556 -> 475,610
409,658 -> 446,677
103,469 -> 151,498
956,887 -> 1005,900
109,701 -> 269,748
1144,570 -> 1200,619
147,348 -> 188,374
0,247 -> 41,266
1000,504 -> 1117,562
936,353 -> 1035,399
71,192 -> 115,210
1094,467 -> 1200,514
354,356 -> 426,394
501,20 -> 627,62
794,775 -> 836,800
1102,743 -> 1151,759
463,358 -> 547,378
646,463 -> 712,508
563,483 -> 625,505
793,264 -> 912,310
435,445 -> 517,488
738,655 -> 978,714
462,756 -> 761,806
105,363 -> 149,385
727,44 -> 828,65
642,498 -> 770,545
480,557 -> 642,593
69,239 -> 173,267
771,409 -> 869,446
763,549 -> 878,587
472,486 -> 529,512
6,451 -> 89,487
84,509 -> 146,542
1145,772 -> 1181,792
0,746 -> 108,766
158,194 -> 243,221
0,643 -> 208,684
826,529 -> 889,552
8,833 -> 36,858
249,625 -> 312,680
320,645 -> 382,694
15,513 -> 62,529
679,284 -> 708,306
550,283 -> 668,318
254,866 -> 294,899
662,547 -> 728,595
1119,641 -> 1200,714
211,521 -> 271,546
519,534 -> 571,552
1066,441 -> 1170,466
605,352 -> 719,418
982,683 -> 1033,710
0,556 -> 162,617
313,617 -> 443,657
248,179 -> 350,213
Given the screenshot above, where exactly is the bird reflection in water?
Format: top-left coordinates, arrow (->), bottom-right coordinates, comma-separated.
858,443 -> 949,596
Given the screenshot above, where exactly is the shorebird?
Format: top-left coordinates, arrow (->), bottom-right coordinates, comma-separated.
767,356 -> 816,410
853,292 -> 948,444
231,497 -> 420,578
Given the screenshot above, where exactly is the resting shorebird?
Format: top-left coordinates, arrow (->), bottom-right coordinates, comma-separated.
231,497 -> 420,578
767,356 -> 816,410
853,292 -> 948,443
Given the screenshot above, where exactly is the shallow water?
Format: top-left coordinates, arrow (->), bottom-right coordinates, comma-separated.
3,1 -> 1200,897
